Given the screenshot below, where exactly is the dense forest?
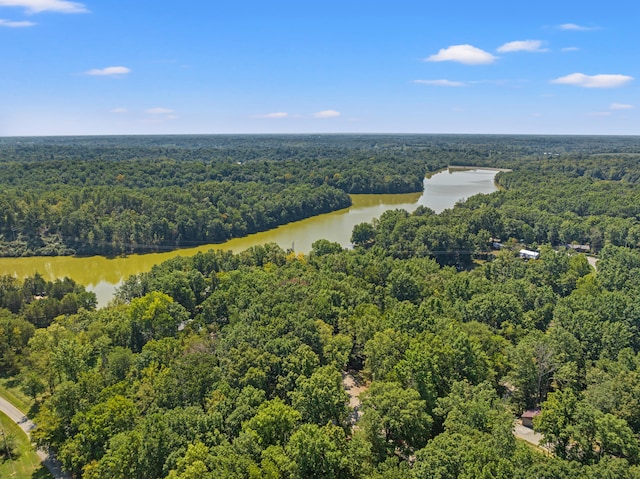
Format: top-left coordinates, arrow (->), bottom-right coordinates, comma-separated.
0,135 -> 435,256
2,134 -> 640,257
3,134 -> 640,478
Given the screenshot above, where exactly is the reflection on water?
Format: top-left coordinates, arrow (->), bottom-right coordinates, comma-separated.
0,168 -> 499,306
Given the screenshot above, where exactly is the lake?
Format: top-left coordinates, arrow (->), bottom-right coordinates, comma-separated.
0,168 -> 500,306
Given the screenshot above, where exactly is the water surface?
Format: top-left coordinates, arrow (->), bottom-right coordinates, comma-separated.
0,168 -> 499,306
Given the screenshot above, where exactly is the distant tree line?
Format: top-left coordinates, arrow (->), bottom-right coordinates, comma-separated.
3,134 -> 640,257
0,136 -> 442,256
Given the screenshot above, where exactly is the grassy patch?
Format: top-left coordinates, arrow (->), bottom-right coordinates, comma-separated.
0,411 -> 53,479
515,437 -> 552,457
0,377 -> 35,417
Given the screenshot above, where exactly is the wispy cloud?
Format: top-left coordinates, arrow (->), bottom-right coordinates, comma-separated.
497,40 -> 547,53
551,73 -> 633,88
610,103 -> 634,110
252,112 -> 290,119
561,47 -> 580,52
85,66 -> 131,76
146,107 -> 174,115
0,17 -> 35,26
558,23 -> 599,31
467,79 -> 529,87
0,0 -> 88,14
426,44 -> 497,65
314,110 -> 341,118
414,79 -> 467,87
109,108 -> 128,114
587,111 -> 612,117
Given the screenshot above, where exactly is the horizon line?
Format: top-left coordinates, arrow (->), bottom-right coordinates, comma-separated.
2,132 -> 640,139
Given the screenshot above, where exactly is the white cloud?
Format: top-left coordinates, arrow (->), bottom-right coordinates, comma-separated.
497,40 -> 547,53
109,108 -> 128,114
587,111 -> 612,117
146,107 -> 174,114
610,103 -> 634,110
0,0 -> 88,13
558,23 -> 599,31
314,110 -> 341,118
253,112 -> 289,119
0,17 -> 35,26
426,44 -> 497,65
551,73 -> 633,88
265,112 -> 288,118
85,66 -> 131,76
561,47 -> 580,52
414,79 -> 467,87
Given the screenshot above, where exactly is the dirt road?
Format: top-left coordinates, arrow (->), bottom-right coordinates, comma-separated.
342,372 -> 368,424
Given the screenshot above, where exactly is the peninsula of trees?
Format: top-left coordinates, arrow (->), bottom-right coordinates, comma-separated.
0,135 -> 430,256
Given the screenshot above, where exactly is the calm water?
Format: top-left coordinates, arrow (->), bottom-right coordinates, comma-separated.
0,168 -> 499,306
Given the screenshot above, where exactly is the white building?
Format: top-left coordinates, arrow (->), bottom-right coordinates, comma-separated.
519,249 -> 540,260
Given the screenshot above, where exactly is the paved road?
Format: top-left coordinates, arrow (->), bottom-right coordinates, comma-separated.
513,421 -> 549,453
0,396 -> 70,479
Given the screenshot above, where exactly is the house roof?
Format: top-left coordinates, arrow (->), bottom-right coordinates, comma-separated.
521,409 -> 541,419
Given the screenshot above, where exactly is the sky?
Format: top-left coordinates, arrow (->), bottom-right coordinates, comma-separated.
0,0 -> 638,136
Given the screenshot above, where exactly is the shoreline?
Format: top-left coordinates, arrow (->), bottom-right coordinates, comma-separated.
447,165 -> 513,172
425,165 -> 512,179
0,169 -> 500,307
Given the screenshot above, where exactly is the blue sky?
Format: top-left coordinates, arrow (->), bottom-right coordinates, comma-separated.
0,0 -> 637,136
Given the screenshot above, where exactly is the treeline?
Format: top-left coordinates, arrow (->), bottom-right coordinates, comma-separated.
345,149 -> 640,263
0,136 -> 442,257
4,238 -> 640,477
3,134 -> 640,258
0,182 -> 350,256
